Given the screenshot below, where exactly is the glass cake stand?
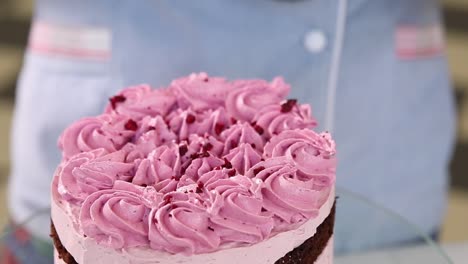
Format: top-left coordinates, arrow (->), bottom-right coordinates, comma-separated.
333,188 -> 453,264
1,188 -> 453,264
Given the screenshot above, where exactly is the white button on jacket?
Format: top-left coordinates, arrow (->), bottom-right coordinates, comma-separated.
304,30 -> 327,53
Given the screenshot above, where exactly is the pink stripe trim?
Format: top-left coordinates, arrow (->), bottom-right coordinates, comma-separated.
395,25 -> 444,59
28,21 -> 111,60
30,43 -> 111,60
397,47 -> 444,59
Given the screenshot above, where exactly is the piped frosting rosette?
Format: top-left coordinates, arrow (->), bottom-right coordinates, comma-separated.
53,73 -> 336,255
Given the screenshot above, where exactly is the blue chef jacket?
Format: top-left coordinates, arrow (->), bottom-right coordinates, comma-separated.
9,0 -> 455,253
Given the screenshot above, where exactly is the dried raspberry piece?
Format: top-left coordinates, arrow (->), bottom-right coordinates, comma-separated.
124,119 -> 138,131
229,140 -> 238,149
222,158 -> 233,169
252,166 -> 265,176
179,145 -> 188,156
186,114 -> 196,124
190,152 -> 210,159
190,153 -> 200,159
214,123 -> 224,135
227,169 -> 236,177
196,182 -> 204,193
254,124 -> 264,135
202,143 -> 213,152
280,99 -> 297,113
163,195 -> 173,205
109,95 -> 126,109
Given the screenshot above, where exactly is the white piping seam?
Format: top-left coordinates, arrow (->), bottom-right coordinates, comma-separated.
325,0 -> 347,133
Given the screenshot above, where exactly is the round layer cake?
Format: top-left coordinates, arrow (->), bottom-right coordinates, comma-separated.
50,73 -> 337,264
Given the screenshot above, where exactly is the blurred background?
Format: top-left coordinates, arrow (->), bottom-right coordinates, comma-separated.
0,0 -> 467,243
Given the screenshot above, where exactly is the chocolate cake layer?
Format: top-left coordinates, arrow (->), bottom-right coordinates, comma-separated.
275,202 -> 335,264
51,202 -> 335,264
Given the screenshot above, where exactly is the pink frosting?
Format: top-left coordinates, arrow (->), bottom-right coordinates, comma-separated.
252,103 -> 317,138
205,175 -> 274,244
187,134 -> 224,157
225,77 -> 290,122
180,155 -> 224,184
247,158 -> 331,228
57,149 -> 134,203
166,109 -> 199,141
136,116 -> 177,145
264,129 -> 336,186
58,114 -> 135,160
105,84 -> 177,119
80,181 -> 162,249
53,73 -> 336,256
166,108 -> 230,141
220,123 -> 265,155
171,72 -> 232,111
223,143 -> 262,175
148,192 -> 220,254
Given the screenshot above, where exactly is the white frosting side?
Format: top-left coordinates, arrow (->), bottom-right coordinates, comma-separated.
316,235 -> 334,264
52,188 -> 334,264
54,249 -> 67,264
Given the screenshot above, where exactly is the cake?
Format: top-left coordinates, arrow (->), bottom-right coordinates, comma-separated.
50,73 -> 337,264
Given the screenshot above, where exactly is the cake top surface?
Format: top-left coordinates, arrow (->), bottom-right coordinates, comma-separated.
52,72 -> 336,255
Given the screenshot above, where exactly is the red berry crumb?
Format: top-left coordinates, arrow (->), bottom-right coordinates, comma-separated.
227,169 -> 236,177
202,142 -> 213,152
163,195 -> 173,205
254,124 -> 264,135
186,114 -> 196,124
179,145 -> 188,156
109,95 -> 126,109
190,152 -> 210,159
190,153 -> 200,159
230,140 -> 238,149
280,99 -> 297,113
124,119 -> 138,131
222,158 -> 233,169
214,123 -> 224,135
252,166 -> 265,176
196,182 -> 204,193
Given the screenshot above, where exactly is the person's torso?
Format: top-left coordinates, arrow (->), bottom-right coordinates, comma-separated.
10,0 -> 455,252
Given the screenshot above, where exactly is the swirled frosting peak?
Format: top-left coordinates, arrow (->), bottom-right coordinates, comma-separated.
53,73 -> 336,255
